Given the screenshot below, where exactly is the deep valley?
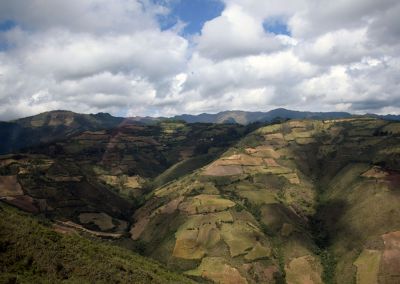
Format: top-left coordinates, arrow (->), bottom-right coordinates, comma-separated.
1,110 -> 400,283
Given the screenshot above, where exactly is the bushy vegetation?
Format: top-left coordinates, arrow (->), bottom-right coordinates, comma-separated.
318,249 -> 336,284
0,204 -> 193,284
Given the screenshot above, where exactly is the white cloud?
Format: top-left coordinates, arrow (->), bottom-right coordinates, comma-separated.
0,0 -> 162,33
288,0 -> 398,38
0,0 -> 188,119
222,0 -> 306,19
0,0 -> 399,120
196,4 -> 285,60
297,28 -> 371,66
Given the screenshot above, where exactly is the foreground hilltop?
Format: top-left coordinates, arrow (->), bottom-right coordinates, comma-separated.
0,204 -> 194,283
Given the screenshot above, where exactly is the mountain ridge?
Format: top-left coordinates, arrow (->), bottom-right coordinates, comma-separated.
173,108 -> 353,124
3,108 -> 400,155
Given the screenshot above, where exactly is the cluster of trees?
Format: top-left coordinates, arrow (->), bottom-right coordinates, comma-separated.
373,130 -> 393,136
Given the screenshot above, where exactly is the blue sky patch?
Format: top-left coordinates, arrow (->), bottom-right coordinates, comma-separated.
0,20 -> 17,32
0,20 -> 17,51
154,0 -> 224,35
263,19 -> 290,36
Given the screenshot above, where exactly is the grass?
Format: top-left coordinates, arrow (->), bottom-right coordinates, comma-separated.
220,221 -> 261,257
185,257 -> 247,284
353,249 -> 381,284
0,204 -> 194,284
285,255 -> 323,284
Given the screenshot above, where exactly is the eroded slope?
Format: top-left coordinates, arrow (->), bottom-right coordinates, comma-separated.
131,118 -> 400,284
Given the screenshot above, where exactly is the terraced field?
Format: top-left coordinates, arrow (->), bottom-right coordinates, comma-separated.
130,118 -> 400,283
1,117 -> 400,283
0,121 -> 247,230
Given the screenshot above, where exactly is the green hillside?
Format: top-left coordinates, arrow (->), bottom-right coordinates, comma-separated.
0,204 -> 194,284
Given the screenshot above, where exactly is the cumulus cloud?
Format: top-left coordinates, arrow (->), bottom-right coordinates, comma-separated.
195,4 -> 286,60
0,0 -> 188,119
0,0 -> 162,33
0,0 -> 399,120
15,29 -> 187,80
288,0 -> 398,38
296,28 -> 371,66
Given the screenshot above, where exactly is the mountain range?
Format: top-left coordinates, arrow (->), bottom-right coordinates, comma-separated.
1,110 -> 400,283
2,108 -> 400,155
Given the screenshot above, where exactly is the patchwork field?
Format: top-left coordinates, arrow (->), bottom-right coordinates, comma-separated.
1,117 -> 400,283
129,118 -> 400,283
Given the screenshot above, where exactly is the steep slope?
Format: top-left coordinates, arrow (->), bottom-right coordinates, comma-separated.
0,122 -> 247,237
23,121 -> 246,178
0,204 -> 194,283
0,154 -> 134,236
130,120 -> 325,283
309,118 -> 400,283
130,118 -> 400,284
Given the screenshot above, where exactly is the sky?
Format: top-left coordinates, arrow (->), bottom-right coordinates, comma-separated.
0,0 -> 399,120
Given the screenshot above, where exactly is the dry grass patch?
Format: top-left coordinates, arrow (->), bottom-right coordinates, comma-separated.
245,145 -> 281,159
0,175 -> 23,197
179,195 -> 235,214
220,221 -> 262,257
279,172 -> 300,184
186,257 -> 248,284
172,212 -> 232,259
173,228 -> 208,259
257,124 -> 282,134
380,231 -> 400,282
295,137 -> 317,145
244,242 -> 272,261
152,197 -> 184,216
353,249 -> 381,284
288,121 -> 309,128
202,164 -> 243,176
285,255 -> 323,284
241,263 -> 279,283
237,190 -> 277,205
264,158 -> 280,167
265,133 -> 285,141
361,166 -> 389,179
130,217 -> 150,240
